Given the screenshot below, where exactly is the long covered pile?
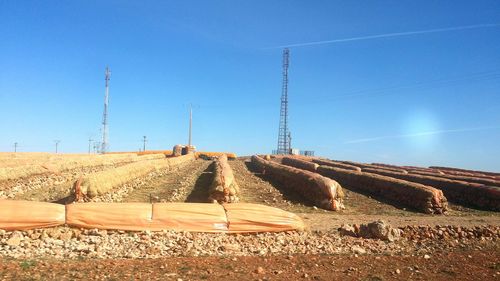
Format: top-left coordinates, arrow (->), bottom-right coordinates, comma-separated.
316,166 -> 448,214
0,200 -> 305,233
311,159 -> 362,172
74,154 -> 195,199
359,167 -> 500,211
282,157 -> 319,172
401,168 -> 500,186
0,153 -> 167,182
341,160 -> 409,174
429,166 -> 500,178
209,155 -> 240,203
251,155 -> 344,211
195,152 -> 237,160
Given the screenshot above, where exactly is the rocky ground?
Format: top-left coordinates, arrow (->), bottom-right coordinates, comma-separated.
0,223 -> 498,280
0,221 -> 498,259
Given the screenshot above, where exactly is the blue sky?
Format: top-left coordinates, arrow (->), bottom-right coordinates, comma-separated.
1,1 -> 499,171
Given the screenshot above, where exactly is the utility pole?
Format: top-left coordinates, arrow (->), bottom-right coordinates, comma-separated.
54,140 -> 61,153
101,66 -> 111,154
14,142 -> 18,152
143,136 -> 147,152
188,104 -> 192,147
276,48 -> 290,154
88,138 -> 93,154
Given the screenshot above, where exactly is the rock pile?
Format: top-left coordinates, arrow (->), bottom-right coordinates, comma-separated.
339,220 -> 402,241
400,225 -> 499,240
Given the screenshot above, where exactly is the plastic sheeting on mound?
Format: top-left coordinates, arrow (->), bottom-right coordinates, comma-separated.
152,203 -> 229,232
0,200 -> 65,230
223,203 -> 305,233
66,202 -> 154,231
0,201 -> 304,233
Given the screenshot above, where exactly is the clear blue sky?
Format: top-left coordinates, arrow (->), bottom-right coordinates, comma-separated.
1,1 -> 499,171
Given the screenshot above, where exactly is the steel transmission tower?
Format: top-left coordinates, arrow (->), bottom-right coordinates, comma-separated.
276,48 -> 290,154
101,66 -> 111,154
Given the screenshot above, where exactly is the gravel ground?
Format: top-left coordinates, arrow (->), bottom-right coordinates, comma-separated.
0,225 -> 498,260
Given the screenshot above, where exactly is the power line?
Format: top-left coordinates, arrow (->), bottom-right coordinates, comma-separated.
143,136 -> 147,152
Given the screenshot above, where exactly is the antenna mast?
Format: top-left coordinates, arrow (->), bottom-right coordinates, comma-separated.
101,66 -> 111,154
276,48 -> 290,154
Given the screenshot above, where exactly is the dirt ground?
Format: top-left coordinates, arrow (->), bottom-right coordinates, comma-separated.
121,160 -> 212,203
1,248 -> 498,281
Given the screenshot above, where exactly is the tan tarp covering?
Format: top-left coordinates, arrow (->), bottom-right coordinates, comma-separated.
209,155 -> 240,203
0,200 -> 65,230
317,166 -> 448,214
75,154 -> 195,198
66,202 -> 153,231
0,153 -> 167,181
282,157 -> 319,172
312,159 -> 362,172
151,203 -> 228,232
252,155 -> 344,211
429,166 -> 500,177
395,168 -> 500,187
340,160 -> 409,174
358,167 -> 500,211
224,203 -> 305,233
0,201 -> 304,233
196,152 -> 237,160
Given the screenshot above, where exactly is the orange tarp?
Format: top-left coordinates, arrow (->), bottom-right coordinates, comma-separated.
151,203 -> 228,232
0,200 -> 65,230
66,202 -> 153,231
0,201 -> 305,232
223,203 -> 305,233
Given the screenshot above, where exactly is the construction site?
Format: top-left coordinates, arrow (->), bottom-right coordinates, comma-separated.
0,45 -> 499,280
